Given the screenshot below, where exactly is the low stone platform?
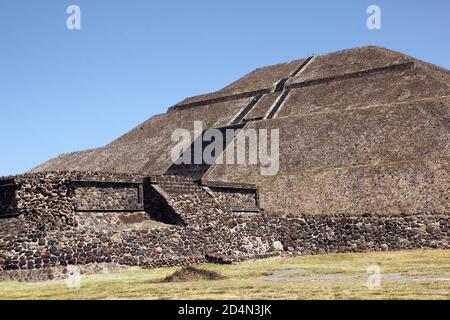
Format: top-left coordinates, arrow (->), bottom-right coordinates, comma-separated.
0,171 -> 449,275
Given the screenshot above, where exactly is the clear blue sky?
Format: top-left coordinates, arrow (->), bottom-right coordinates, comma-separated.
0,0 -> 449,176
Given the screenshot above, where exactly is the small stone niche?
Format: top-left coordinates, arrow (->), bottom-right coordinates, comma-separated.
69,180 -> 144,212
0,181 -> 19,217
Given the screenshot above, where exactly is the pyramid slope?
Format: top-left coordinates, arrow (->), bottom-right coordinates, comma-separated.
33,98 -> 252,174
173,57 -> 309,108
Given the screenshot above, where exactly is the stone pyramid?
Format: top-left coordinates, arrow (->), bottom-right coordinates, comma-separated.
33,45 -> 449,216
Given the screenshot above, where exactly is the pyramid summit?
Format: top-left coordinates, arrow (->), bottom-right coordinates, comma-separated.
0,46 -> 449,275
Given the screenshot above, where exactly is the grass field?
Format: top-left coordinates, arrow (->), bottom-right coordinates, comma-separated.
1,249 -> 449,300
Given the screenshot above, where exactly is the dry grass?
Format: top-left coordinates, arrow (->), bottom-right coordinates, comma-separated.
161,266 -> 224,283
0,249 -> 449,300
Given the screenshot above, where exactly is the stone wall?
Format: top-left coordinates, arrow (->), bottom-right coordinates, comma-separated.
1,171 -> 449,276
208,187 -> 257,211
0,172 -> 146,231
0,171 -> 260,227
1,210 -> 449,272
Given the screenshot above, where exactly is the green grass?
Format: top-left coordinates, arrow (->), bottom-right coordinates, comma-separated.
1,249 -> 449,300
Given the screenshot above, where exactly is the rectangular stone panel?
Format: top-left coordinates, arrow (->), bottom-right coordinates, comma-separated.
208,187 -> 259,212
70,181 -> 143,212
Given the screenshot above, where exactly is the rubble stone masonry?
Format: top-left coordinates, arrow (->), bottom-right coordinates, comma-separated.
0,171 -> 449,278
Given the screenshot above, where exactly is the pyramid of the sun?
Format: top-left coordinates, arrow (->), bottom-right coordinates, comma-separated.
33,46 -> 450,216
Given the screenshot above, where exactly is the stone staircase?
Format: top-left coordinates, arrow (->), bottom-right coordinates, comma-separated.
147,175 -> 226,226
162,57 -> 315,181
146,175 -> 261,226
148,175 -> 203,193
163,124 -> 243,180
